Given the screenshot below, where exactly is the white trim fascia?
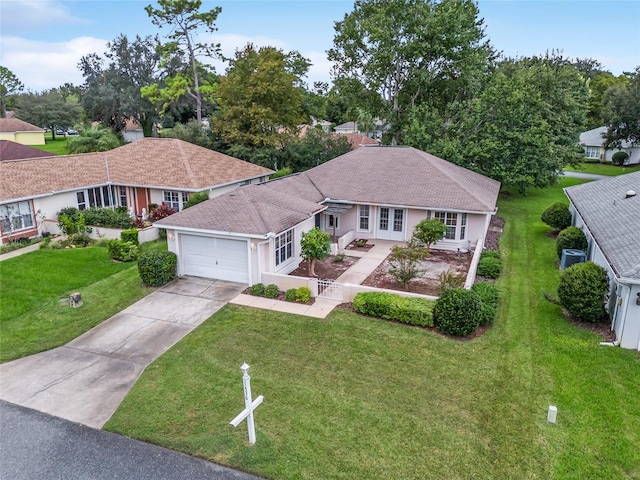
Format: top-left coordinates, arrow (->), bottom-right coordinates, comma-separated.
322,198 -> 495,215
0,183 -> 115,205
155,224 -> 270,240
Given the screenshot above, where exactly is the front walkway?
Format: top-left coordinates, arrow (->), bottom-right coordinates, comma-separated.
0,277 -> 245,429
230,240 -> 402,317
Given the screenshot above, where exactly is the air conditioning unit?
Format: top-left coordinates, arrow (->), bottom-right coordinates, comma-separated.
560,249 -> 586,270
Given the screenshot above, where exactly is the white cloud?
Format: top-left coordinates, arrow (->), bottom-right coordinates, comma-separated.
0,36 -> 108,91
0,0 -> 87,33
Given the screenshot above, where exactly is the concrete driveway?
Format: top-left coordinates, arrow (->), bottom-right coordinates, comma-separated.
0,277 -> 245,429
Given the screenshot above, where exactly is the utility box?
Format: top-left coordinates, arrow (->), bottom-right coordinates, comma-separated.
560,249 -> 586,270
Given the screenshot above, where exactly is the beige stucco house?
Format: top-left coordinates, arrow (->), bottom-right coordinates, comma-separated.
156,146 -> 501,285
0,138 -> 272,243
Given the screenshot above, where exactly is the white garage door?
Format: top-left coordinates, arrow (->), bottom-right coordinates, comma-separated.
182,235 -> 249,283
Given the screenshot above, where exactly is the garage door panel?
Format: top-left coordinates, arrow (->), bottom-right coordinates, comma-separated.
182,235 -> 248,283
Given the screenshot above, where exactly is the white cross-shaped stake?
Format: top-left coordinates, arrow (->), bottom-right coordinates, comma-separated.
229,363 -> 263,445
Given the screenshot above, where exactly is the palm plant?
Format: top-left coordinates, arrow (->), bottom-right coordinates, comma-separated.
67,126 -> 121,154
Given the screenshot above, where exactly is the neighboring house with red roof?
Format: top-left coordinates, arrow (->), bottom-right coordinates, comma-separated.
155,145 -> 500,284
0,138 -> 272,243
0,118 -> 46,146
342,133 -> 379,150
0,140 -> 57,160
565,173 -> 640,350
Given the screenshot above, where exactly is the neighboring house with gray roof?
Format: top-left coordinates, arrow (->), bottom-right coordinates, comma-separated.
155,145 -> 500,285
579,126 -> 640,165
565,172 -> 640,350
0,138 -> 272,243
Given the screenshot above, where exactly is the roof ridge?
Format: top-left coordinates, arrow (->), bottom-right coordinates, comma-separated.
240,188 -> 271,233
175,140 -> 199,187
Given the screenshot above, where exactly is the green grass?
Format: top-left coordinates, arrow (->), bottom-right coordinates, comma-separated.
106,178 -> 640,479
32,133 -> 69,155
0,241 -> 166,362
565,162 -> 640,175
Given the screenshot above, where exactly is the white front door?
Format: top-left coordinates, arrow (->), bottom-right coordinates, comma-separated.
376,207 -> 405,241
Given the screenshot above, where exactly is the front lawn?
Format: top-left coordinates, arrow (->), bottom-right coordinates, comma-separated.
0,241 -> 165,363
106,178 -> 640,479
565,162 -> 640,176
33,134 -> 69,155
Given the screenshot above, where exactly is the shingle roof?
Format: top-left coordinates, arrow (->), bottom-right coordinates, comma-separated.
0,140 -> 57,160
565,172 -> 640,280
0,118 -> 45,133
342,133 -> 379,150
580,126 -> 633,148
158,146 -> 500,236
300,146 -> 500,212
155,183 -> 325,236
0,138 -> 272,202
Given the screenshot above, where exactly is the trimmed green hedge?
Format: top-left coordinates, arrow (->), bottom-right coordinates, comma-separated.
471,282 -> 499,325
541,202 -> 572,231
556,226 -> 588,259
477,256 -> 501,279
352,292 -> 435,327
121,228 -> 139,245
264,284 -> 280,299
138,251 -> 177,287
107,239 -> 139,262
433,288 -> 482,336
558,261 -> 609,322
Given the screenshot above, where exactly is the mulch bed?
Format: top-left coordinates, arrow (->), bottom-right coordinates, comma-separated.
288,255 -> 357,280
362,249 -> 473,297
345,239 -> 375,251
564,311 -> 616,342
484,216 -> 504,251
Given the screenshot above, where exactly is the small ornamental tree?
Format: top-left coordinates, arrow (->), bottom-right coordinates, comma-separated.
611,151 -> 628,166
556,226 -> 588,259
541,202 -> 572,231
413,218 -> 447,249
387,242 -> 429,288
300,227 -> 330,277
558,261 -> 609,322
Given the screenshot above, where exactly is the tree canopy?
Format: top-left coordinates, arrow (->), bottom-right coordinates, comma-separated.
214,44 -> 306,151
145,0 -> 222,123
0,66 -> 24,118
79,34 -> 161,136
603,66 -> 640,147
15,89 -> 82,140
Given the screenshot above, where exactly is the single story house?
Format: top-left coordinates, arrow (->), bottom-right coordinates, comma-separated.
0,118 -> 45,146
565,172 -> 640,350
0,138 -> 272,243
122,119 -> 145,143
0,140 -> 57,160
155,145 -> 500,285
334,119 -> 388,139
579,126 -> 640,165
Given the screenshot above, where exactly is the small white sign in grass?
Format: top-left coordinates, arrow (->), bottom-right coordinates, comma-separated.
230,363 -> 263,445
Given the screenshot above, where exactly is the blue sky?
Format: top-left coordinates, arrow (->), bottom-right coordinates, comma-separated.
1,0 -> 639,92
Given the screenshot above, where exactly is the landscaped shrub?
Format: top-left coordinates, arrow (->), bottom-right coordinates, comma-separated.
433,288 -> 482,336
481,249 -> 500,260
249,283 -> 265,296
148,203 -> 177,222
81,207 -> 133,229
285,288 -> 297,302
269,167 -> 292,180
57,211 -> 91,246
477,256 -> 501,279
120,228 -> 139,245
107,239 -> 139,262
611,151 -> 628,166
264,284 -> 280,299
352,291 -> 435,327
183,192 -> 209,209
387,242 -> 429,288
558,261 -> 609,322
138,251 -> 177,287
295,286 -> 312,303
472,282 -> 499,325
541,202 -> 572,231
556,226 -> 588,259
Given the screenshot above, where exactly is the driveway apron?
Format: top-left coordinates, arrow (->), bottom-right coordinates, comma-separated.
0,277 -> 245,429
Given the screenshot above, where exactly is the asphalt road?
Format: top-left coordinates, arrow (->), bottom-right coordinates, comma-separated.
0,401 -> 263,480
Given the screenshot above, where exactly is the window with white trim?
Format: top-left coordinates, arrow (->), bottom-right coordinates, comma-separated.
433,211 -> 466,240
358,205 -> 370,231
163,191 -> 190,211
584,146 -> 601,159
326,214 -> 339,230
275,229 -> 294,266
1,201 -> 34,233
119,186 -> 127,207
76,186 -> 116,210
